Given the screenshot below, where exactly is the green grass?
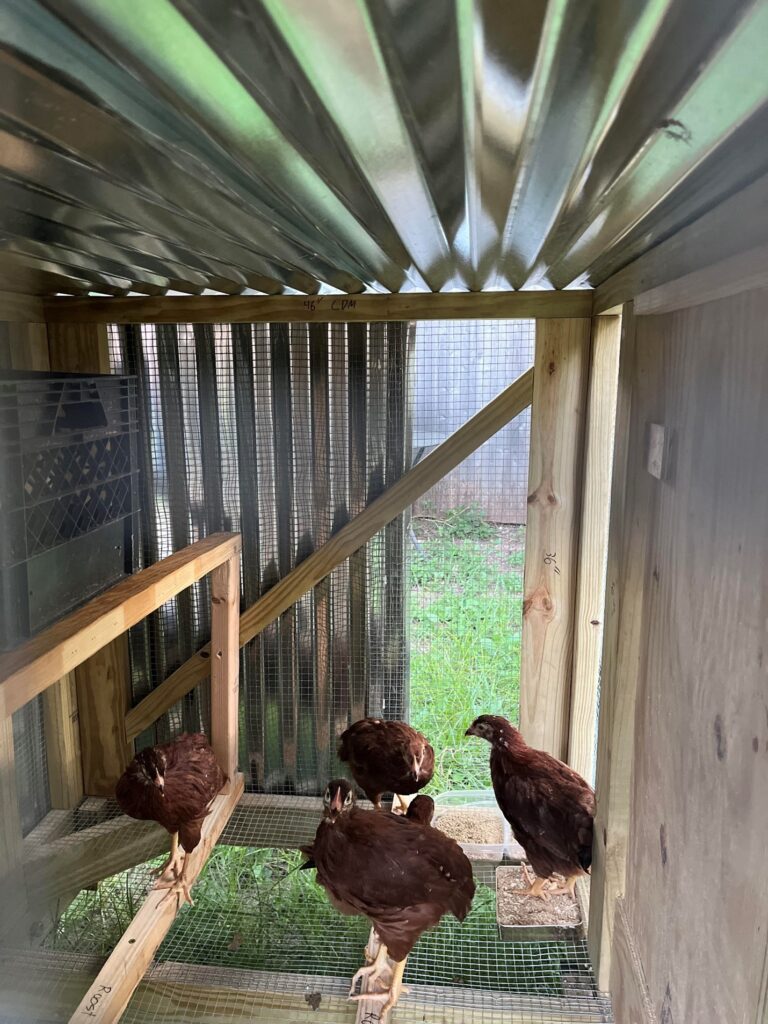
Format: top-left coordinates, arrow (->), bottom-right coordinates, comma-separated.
409,505 -> 524,793
51,845 -> 577,997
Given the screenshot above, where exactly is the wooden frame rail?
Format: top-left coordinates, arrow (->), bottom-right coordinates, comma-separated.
43,290 -> 594,324
124,365 -> 535,740
0,533 -> 240,723
0,532 -> 244,1024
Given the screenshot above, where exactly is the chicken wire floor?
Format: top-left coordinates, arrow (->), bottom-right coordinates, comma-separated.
2,797 -> 612,1024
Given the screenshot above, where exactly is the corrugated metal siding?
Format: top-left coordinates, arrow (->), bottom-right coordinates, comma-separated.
109,322 -> 412,794
1,0 -> 767,297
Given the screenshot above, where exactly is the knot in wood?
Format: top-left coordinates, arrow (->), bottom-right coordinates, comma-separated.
527,484 -> 560,509
523,585 -> 555,621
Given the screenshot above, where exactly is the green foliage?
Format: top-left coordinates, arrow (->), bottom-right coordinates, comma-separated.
51,845 -> 573,996
409,514 -> 524,793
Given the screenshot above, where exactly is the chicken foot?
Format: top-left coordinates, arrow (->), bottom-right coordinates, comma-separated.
512,863 -> 550,901
394,793 -> 410,814
153,832 -> 184,883
154,851 -> 194,907
349,942 -> 390,994
546,873 -> 580,897
350,954 -> 409,1018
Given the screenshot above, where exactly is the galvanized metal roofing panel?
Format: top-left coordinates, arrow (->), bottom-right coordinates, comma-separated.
0,0 -> 766,297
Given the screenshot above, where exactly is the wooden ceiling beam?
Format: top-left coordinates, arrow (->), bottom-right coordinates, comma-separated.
43,290 -> 593,324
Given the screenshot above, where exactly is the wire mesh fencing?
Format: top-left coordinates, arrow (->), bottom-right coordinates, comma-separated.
106,318 -> 533,798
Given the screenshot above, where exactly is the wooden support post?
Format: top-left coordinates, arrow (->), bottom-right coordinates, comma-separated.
124,366 -> 535,738
588,306 -> 653,991
210,553 -> 240,784
42,674 -> 84,809
47,322 -> 132,796
568,316 -> 621,781
68,773 -> 244,1024
0,715 -> 23,874
520,319 -> 590,759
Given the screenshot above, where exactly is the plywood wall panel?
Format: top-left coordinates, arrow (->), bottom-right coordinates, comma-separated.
622,288 -> 768,1024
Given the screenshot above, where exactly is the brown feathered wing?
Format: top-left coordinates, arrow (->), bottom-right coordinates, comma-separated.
313,808 -> 474,961
491,745 -> 595,880
338,719 -> 435,801
116,733 -> 225,854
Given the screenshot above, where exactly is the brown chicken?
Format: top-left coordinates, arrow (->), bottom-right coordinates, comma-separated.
466,715 -> 595,899
309,779 -> 474,1017
115,732 -> 226,905
402,794 -> 435,825
300,793 -> 436,872
338,718 -> 435,811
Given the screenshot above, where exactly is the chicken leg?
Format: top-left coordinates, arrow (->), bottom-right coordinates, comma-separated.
546,873 -> 580,897
349,942 -> 390,995
512,863 -> 550,901
350,953 -> 409,1019
394,793 -> 410,814
154,847 -> 194,907
153,832 -> 184,884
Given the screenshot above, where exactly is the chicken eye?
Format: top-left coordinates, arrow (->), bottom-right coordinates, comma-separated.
344,791 -> 352,805
323,789 -> 330,803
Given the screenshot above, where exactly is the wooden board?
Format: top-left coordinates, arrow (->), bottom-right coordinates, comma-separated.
587,305 -> 655,991
1,953 -> 612,1024
609,898 -> 657,1024
67,773 -> 244,1024
48,322 -> 111,374
593,172 -> 768,313
634,242 -> 768,316
0,716 -> 23,876
21,815 -> 167,911
43,290 -> 594,324
210,555 -> 241,784
125,367 -> 534,739
519,319 -> 590,758
568,315 -> 621,780
42,674 -> 84,809
74,641 -> 132,798
620,289 -> 768,1023
0,533 -> 241,717
0,320 -> 49,368
0,291 -> 45,322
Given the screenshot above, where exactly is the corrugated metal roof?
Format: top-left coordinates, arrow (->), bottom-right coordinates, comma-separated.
1,0 -> 767,297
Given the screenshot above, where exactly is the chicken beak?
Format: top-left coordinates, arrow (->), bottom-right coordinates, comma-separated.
330,791 -> 343,813
154,774 -> 165,796
465,726 -> 476,737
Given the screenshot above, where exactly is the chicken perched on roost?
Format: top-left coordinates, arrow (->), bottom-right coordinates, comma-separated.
307,778 -> 474,1017
338,717 -> 434,811
466,714 -> 594,900
115,732 -> 226,905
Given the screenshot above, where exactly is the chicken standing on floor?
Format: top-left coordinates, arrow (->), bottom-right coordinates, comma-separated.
338,717 -> 434,811
466,714 -> 595,900
115,732 -> 226,905
308,779 -> 474,1018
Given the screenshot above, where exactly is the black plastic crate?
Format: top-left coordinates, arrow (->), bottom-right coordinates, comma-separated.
0,371 -> 139,651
